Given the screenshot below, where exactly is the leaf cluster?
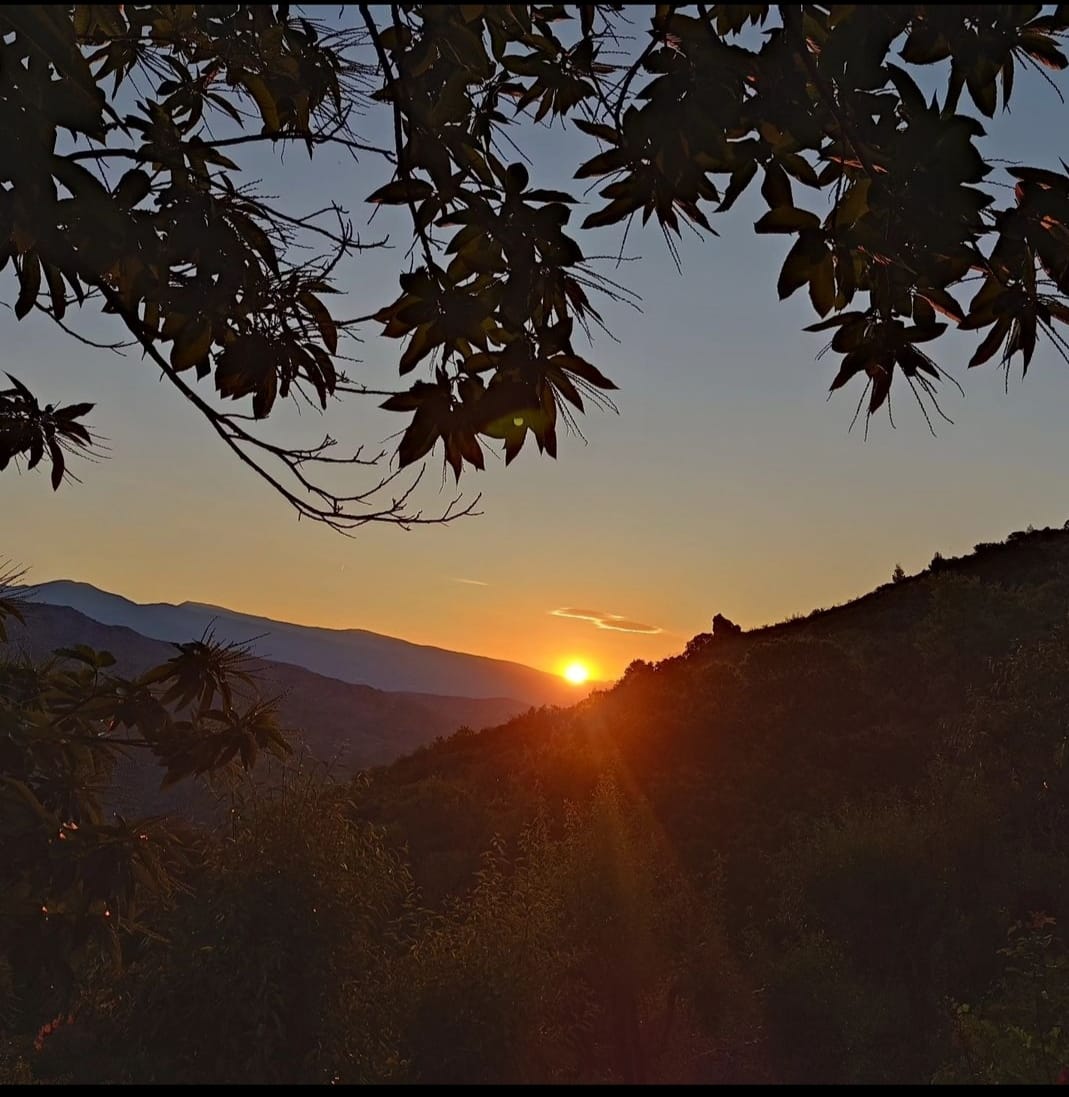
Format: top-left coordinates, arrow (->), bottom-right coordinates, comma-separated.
5,6 -> 1069,518
361,3 -> 1069,455
0,600 -> 290,1028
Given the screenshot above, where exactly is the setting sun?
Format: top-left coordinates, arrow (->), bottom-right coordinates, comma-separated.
563,661 -> 590,686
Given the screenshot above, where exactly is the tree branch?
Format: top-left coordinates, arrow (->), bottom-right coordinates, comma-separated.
95,285 -> 478,531
358,4 -> 439,271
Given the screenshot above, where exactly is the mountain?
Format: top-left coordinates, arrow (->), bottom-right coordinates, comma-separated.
4,601 -> 531,817
27,579 -> 583,705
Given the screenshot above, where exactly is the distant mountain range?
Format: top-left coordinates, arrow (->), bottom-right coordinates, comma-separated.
4,598 -> 542,817
27,579 -> 585,706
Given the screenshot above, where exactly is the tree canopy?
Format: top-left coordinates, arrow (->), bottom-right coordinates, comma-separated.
1,4 -> 1068,528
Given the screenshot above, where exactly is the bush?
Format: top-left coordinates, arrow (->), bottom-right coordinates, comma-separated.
98,778 -> 414,1084
937,918 -> 1069,1085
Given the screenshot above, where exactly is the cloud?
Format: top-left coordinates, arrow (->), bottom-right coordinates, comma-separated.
551,607 -> 663,634
451,577 -> 490,587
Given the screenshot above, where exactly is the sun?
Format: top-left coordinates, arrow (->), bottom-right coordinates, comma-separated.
563,661 -> 590,686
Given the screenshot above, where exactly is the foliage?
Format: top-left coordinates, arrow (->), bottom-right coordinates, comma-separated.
937,918 -> 1069,1085
396,779 -> 733,1084
4,6 -> 1069,522
9,525 -> 1069,1084
0,4 -> 433,529
0,589 -> 290,1040
353,526 -> 1069,1083
97,778 -> 414,1084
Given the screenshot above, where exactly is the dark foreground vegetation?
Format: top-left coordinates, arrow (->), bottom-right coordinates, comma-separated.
5,525 -> 1069,1084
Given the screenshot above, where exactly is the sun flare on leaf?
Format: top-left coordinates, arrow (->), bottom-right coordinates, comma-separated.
563,661 -> 590,686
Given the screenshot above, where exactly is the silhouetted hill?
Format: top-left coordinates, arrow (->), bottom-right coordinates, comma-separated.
359,519 -> 1069,943
350,524 -> 1069,1082
28,580 -> 582,705
10,523 -> 1069,1086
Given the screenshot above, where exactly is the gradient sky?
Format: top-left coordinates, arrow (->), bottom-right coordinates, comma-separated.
7,9 -> 1069,681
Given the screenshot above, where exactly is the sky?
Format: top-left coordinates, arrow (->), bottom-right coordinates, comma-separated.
6,8 -> 1069,682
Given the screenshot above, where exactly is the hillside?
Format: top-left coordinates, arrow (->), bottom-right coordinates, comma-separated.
8,524 -> 1069,1086
363,522 -> 1069,836
349,524 -> 1069,1082
28,580 -> 581,705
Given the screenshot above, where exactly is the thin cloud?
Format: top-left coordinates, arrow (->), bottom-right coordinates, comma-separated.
451,577 -> 490,587
551,607 -> 663,634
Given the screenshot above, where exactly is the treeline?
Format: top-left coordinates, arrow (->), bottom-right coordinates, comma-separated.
4,528 -> 1069,1082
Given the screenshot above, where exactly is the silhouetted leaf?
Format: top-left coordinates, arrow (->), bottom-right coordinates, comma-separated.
15,252 -> 41,320
755,207 -> 821,234
366,178 -> 436,204
171,317 -> 213,373
968,318 -> 1011,368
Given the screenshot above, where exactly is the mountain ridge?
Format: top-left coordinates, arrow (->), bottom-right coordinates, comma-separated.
3,601 -> 535,814
26,578 -> 585,705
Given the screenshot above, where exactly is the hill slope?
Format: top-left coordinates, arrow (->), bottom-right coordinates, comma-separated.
28,579 -> 581,705
352,524 -> 1069,1083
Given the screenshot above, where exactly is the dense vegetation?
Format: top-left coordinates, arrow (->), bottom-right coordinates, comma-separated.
3,523 -> 1069,1083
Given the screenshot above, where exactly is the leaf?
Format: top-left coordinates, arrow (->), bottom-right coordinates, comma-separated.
885,63 -> 929,119
398,412 -> 440,468
777,232 -> 822,300
5,6 -> 105,133
252,369 -> 277,419
399,325 -> 440,375
216,337 -> 268,399
830,348 -> 870,391
897,345 -> 940,379
868,361 -> 893,412
575,148 -> 630,180
574,118 -> 620,144
717,160 -> 757,213
777,152 -> 820,188
505,163 -> 529,194
15,252 -> 41,320
44,263 -> 67,321
760,162 -> 793,210
525,188 -> 578,204
754,207 -> 821,234
834,178 -> 871,227
171,317 -> 213,373
898,323 -> 947,344
243,74 -> 281,132
299,292 -> 338,355
55,401 -> 94,422
1020,31 -> 1069,71
900,25 -> 951,65
916,287 -> 965,323
228,211 -> 279,276
555,354 -> 617,390
968,318 -> 1011,368
808,250 -> 835,317
582,194 -> 645,230
366,178 -> 436,205
114,168 -> 152,208
803,311 -> 866,333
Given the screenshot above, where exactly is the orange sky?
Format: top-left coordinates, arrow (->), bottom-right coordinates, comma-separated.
7,46 -> 1069,682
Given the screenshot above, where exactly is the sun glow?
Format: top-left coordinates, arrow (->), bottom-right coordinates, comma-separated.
563,661 -> 590,685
